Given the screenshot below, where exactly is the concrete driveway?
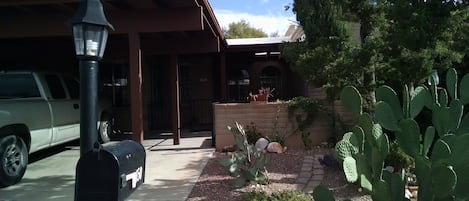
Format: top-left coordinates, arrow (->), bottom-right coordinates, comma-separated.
0,132 -> 214,201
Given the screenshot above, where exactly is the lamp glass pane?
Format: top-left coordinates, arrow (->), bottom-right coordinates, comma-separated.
84,25 -> 103,57
98,29 -> 108,58
72,25 -> 84,56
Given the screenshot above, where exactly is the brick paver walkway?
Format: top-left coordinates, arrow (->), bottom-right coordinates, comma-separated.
296,154 -> 325,194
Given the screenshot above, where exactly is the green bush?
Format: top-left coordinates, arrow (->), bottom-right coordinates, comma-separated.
240,190 -> 311,201
385,140 -> 414,171
270,190 -> 312,201
240,191 -> 270,201
245,122 -> 263,145
268,131 -> 285,145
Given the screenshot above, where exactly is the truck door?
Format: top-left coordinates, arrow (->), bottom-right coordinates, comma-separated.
43,74 -> 80,145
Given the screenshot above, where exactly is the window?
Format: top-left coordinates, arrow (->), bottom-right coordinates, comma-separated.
45,74 -> 66,99
260,66 -> 282,99
63,76 -> 80,99
0,74 -> 40,99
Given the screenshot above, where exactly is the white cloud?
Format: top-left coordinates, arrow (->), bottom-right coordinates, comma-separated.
214,9 -> 296,36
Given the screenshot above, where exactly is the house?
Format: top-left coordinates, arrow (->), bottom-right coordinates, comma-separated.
0,0 -> 308,144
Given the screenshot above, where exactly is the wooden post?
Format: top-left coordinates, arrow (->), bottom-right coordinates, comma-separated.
129,32 -> 144,143
220,52 -> 227,100
170,54 -> 181,145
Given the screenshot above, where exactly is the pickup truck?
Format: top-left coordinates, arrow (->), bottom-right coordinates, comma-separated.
0,71 -> 114,187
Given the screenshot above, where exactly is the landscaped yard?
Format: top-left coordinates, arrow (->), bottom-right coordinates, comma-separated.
187,147 -> 371,201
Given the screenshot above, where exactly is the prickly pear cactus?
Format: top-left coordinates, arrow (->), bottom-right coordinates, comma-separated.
335,86 -> 391,194
330,68 -> 469,201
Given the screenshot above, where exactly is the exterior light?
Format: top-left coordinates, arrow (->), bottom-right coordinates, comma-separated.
70,0 -> 114,60
69,0 -> 113,157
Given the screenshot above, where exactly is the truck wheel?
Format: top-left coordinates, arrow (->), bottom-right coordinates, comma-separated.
98,115 -> 113,143
0,135 -> 28,188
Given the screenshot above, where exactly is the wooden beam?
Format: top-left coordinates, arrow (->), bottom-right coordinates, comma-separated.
120,0 -> 156,9
141,34 -> 220,54
129,32 -> 144,143
0,0 -> 79,6
0,7 -> 204,38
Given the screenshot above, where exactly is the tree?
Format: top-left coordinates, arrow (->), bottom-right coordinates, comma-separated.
282,0 -> 468,97
377,0 -> 466,91
223,20 -> 267,39
281,0 -> 364,139
282,0 -> 363,102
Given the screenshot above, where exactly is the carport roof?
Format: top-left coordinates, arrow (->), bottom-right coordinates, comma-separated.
226,37 -> 292,46
0,0 -> 226,54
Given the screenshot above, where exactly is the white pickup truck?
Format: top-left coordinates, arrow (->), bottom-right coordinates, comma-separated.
0,71 -> 114,187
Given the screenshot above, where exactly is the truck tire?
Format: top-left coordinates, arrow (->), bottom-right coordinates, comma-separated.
0,135 -> 28,188
98,114 -> 113,143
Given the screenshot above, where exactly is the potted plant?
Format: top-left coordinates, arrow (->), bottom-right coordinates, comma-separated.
248,87 -> 274,102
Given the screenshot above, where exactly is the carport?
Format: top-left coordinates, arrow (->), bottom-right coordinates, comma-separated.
0,0 -> 227,144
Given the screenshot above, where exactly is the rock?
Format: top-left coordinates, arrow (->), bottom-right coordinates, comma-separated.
255,138 -> 269,151
222,145 -> 235,152
318,154 -> 342,170
267,142 -> 283,153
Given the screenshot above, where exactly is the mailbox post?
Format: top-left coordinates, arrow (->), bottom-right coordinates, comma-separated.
69,0 -> 114,157
70,2 -> 145,200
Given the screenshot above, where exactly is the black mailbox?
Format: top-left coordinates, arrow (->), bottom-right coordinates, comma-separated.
75,140 -> 146,201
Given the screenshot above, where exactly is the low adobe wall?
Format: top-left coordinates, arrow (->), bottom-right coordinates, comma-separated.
213,101 -> 332,151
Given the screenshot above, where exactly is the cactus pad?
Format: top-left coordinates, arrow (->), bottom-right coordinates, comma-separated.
410,86 -> 431,119
336,140 -> 358,162
396,119 -> 421,157
431,165 -> 457,199
446,68 -> 458,100
376,86 -> 403,120
341,86 -> 363,117
375,101 -> 399,131
343,156 -> 358,182
460,74 -> 469,105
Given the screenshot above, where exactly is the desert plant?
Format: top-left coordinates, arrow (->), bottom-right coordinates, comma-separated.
245,122 -> 263,145
268,105 -> 287,145
240,191 -> 270,201
372,68 -> 469,201
385,140 -> 414,172
270,190 -> 312,201
335,89 -> 391,195
318,68 -> 469,201
218,122 -> 270,188
268,132 -> 286,146
241,190 -> 311,201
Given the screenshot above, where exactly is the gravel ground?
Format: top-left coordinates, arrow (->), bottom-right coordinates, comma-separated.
187,147 -> 372,201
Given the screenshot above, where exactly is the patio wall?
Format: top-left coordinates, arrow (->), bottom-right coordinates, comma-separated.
213,102 -> 332,151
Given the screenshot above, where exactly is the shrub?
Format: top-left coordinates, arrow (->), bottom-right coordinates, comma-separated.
270,190 -> 312,201
385,140 -> 414,171
240,190 -> 311,201
268,131 -> 285,146
240,191 -> 270,201
245,122 -> 263,145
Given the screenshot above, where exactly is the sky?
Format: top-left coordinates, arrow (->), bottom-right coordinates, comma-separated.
209,0 -> 297,37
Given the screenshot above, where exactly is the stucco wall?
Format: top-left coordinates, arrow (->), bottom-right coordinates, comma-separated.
213,101 -> 331,151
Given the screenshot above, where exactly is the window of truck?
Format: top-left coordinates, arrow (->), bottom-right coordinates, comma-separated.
44,74 -> 66,99
0,74 -> 40,99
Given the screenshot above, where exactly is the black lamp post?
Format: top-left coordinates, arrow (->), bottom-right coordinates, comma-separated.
70,0 -> 114,156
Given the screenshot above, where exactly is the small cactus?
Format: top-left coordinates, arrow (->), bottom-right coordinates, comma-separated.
218,122 -> 270,188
